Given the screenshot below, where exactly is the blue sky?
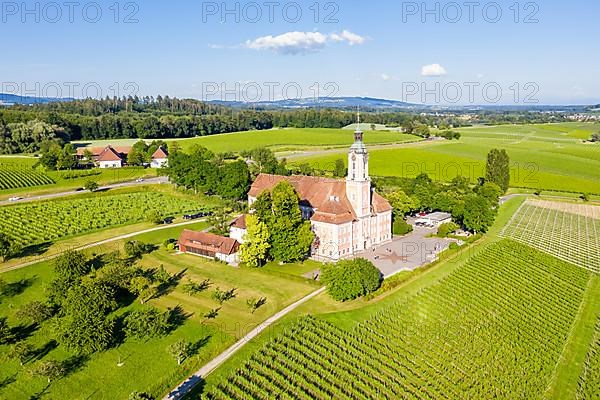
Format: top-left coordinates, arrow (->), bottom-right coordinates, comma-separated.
1,0 -> 599,104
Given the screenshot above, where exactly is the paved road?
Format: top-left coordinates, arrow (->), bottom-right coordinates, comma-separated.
0,176 -> 169,206
164,286 -> 327,400
0,218 -> 205,274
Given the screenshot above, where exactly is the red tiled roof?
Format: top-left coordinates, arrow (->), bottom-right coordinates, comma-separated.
96,146 -> 124,162
77,145 -> 132,158
178,230 -> 239,255
152,146 -> 169,159
230,214 -> 247,229
249,174 -> 391,225
373,192 -> 393,213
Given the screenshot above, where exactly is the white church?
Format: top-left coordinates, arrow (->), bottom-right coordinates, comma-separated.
232,124 -> 393,261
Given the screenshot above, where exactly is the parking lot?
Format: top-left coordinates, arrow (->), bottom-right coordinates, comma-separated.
357,223 -> 458,278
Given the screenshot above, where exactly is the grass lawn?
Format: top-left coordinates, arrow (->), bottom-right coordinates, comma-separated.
166,128 -> 421,153
0,220 -> 321,399
293,122 -> 600,194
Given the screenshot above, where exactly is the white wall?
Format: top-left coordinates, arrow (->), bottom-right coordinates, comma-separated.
151,158 -> 168,168
99,160 -> 122,168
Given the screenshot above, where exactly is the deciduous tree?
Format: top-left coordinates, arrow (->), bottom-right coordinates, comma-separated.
485,149 -> 510,193
239,215 -> 270,268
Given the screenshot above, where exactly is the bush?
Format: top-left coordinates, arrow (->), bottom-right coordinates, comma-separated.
393,219 -> 413,235
437,222 -> 459,238
124,240 -> 155,259
449,242 -> 460,250
322,258 -> 382,302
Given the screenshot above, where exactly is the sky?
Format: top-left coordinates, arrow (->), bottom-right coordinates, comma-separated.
1,0 -> 599,105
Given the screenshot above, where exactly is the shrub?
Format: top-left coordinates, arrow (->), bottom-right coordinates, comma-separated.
449,242 -> 460,250
322,258 -> 382,302
393,219 -> 413,236
437,222 -> 459,238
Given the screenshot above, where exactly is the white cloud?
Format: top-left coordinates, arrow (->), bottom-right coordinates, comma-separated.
380,73 -> 392,81
245,30 -> 366,54
330,30 -> 366,46
421,64 -> 448,77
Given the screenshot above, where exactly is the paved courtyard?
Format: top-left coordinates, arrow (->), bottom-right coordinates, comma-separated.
357,226 -> 457,277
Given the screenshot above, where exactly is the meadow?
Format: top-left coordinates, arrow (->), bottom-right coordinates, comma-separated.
0,222 -> 321,399
292,123 -> 600,194
166,128 -> 420,153
204,239 -> 596,399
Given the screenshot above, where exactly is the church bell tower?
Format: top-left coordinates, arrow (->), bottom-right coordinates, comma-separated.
346,114 -> 372,218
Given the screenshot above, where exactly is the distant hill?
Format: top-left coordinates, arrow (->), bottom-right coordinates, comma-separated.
208,96 -> 424,110
0,93 -> 74,106
208,96 -> 591,113
0,93 -> 592,113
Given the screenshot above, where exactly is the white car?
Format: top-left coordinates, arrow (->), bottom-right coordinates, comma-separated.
8,197 -> 22,202
136,178 -> 145,183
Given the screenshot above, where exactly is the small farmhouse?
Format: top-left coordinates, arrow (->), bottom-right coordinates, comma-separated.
96,146 -> 125,168
178,229 -> 240,265
76,144 -> 169,169
150,146 -> 169,168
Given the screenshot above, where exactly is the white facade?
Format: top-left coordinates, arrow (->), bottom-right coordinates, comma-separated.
151,158 -> 168,168
230,227 -> 246,244
99,160 -> 122,169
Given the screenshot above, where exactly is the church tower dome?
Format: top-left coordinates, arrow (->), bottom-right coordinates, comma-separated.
346,112 -> 371,218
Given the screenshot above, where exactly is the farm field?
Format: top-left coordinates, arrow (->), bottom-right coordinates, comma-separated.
165,128 -> 421,153
0,158 -> 55,190
204,239 -> 597,399
578,319 -> 600,399
0,222 -> 320,399
0,188 -> 211,251
0,156 -> 155,200
292,123 -> 600,194
500,200 -> 600,273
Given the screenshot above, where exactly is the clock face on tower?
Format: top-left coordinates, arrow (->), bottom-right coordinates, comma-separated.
351,154 -> 356,161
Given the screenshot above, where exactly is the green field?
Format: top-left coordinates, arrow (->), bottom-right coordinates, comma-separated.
292,123 -> 600,194
0,189 -> 209,249
0,222 -> 320,399
204,239 -> 596,399
166,128 -> 420,153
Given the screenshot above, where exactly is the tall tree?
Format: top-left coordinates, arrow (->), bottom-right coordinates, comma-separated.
485,149 -> 510,193
54,250 -> 90,281
267,182 -> 314,262
239,215 -> 270,268
463,194 -> 496,233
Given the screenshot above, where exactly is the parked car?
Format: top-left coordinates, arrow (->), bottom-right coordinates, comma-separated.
163,217 -> 174,224
136,178 -> 145,183
8,197 -> 22,202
